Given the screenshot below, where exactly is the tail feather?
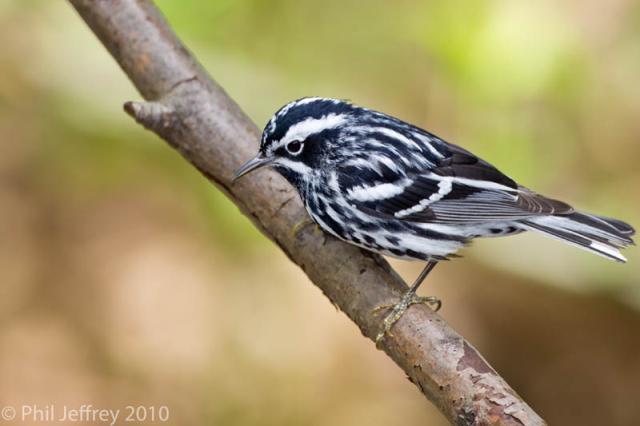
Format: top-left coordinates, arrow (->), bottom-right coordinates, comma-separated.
568,213 -> 635,239
521,212 -> 635,263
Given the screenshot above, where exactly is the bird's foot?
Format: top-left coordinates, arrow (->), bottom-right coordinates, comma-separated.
373,292 -> 441,348
291,218 -> 316,238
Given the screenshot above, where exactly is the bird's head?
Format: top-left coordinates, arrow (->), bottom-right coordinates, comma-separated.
234,97 -> 357,187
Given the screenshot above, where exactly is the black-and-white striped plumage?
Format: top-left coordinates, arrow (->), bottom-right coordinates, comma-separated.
236,97 -> 635,262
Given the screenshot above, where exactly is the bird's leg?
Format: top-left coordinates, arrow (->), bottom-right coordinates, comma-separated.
374,261 -> 439,346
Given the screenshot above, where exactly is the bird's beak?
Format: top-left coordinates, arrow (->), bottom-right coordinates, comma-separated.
233,154 -> 272,181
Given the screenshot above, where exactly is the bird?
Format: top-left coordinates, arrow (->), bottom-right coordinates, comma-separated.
234,97 -> 635,344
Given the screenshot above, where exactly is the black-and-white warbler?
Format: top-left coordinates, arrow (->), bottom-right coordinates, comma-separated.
234,97 -> 635,343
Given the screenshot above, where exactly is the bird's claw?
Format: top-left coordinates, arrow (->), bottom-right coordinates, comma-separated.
291,218 -> 316,238
373,294 -> 441,348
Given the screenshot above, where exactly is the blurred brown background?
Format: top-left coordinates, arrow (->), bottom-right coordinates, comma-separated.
0,0 -> 639,425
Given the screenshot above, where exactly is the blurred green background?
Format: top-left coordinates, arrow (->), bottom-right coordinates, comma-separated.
0,0 -> 639,425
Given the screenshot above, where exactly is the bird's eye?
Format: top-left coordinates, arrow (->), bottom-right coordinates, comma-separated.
285,139 -> 304,155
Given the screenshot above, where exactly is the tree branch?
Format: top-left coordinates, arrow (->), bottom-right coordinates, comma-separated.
68,1 -> 545,424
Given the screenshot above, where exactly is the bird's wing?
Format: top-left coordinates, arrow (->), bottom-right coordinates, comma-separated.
339,150 -> 573,224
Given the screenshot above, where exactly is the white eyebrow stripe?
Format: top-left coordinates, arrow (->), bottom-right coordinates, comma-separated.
268,114 -> 347,154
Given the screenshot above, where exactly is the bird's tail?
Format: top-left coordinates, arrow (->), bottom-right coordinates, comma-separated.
520,212 -> 635,262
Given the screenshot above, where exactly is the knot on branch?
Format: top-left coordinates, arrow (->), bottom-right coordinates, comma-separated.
124,100 -> 177,133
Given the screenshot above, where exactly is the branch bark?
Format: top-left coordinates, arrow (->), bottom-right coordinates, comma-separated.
68,1 -> 545,424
